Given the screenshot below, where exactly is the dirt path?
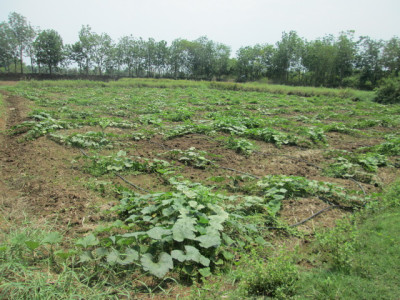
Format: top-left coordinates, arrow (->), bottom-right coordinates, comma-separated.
0,90 -> 32,230
0,90 -> 108,236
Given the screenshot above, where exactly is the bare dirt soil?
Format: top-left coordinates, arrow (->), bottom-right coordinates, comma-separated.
0,91 -> 111,236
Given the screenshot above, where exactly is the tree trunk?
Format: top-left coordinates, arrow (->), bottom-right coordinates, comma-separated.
30,55 -> 34,73
20,49 -> 24,74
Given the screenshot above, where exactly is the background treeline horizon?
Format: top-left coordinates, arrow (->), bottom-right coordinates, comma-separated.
1,12 -> 400,90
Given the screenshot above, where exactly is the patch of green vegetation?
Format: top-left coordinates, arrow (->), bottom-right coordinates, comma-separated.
0,217 -> 137,299
224,136 -> 256,156
0,93 -> 4,120
83,150 -> 170,176
294,181 -> 400,299
374,75 -> 400,104
162,147 -> 213,169
236,252 -> 299,298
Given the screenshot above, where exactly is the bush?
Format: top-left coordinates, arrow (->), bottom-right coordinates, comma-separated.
239,255 -> 299,298
374,76 -> 400,104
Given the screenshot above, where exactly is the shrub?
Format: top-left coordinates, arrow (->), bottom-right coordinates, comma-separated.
374,76 -> 400,104
239,254 -> 299,298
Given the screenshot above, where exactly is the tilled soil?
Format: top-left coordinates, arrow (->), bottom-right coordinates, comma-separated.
0,91 -> 112,236
0,88 -> 398,239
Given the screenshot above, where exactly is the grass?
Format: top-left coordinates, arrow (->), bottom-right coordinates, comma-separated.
0,93 -> 4,119
15,78 -> 375,101
0,217 -> 134,299
209,81 -> 374,101
294,181 -> 400,299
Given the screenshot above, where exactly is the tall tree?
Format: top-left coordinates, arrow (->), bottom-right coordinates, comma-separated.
273,31 -> 304,83
78,25 -> 97,75
154,40 -> 169,77
92,32 -> 113,75
213,42 -> 231,80
0,22 -> 16,72
302,35 -> 337,86
169,39 -> 190,79
7,12 -> 35,74
334,31 -> 357,86
355,36 -> 383,89
33,29 -> 64,74
382,37 -> 400,76
66,42 -> 86,73
236,44 -> 274,81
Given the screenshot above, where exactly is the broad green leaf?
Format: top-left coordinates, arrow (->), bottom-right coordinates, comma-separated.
141,205 -> 157,215
25,240 -> 40,251
183,265 -> 195,275
172,216 -> 197,242
107,249 -> 121,265
120,248 -> 139,265
182,189 -> 197,199
198,216 -> 209,224
171,249 -> 186,262
208,215 -> 228,231
54,250 -> 77,260
222,250 -> 234,260
171,245 -> 210,266
76,234 -> 99,248
162,207 -> 175,217
79,250 -> 94,262
222,233 -> 234,246
117,150 -> 126,157
196,228 -> 221,248
141,252 -> 173,278
95,247 -> 108,258
147,227 -> 172,240
255,236 -> 271,246
199,255 -> 210,267
266,199 -> 281,216
42,232 -> 63,245
199,267 -> 212,277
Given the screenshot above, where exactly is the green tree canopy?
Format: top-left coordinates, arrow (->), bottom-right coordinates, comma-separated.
33,29 -> 64,74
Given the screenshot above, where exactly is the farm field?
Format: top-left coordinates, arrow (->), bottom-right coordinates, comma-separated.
1,79 -> 400,298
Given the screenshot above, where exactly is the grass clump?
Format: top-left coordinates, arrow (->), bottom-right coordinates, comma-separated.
234,252 -> 299,298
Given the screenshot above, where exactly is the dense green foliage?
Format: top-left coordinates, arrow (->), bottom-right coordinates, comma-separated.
2,13 -> 400,89
33,29 -> 64,75
374,75 -> 400,104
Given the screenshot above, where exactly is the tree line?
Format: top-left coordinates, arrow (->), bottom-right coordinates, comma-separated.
1,12 -> 400,89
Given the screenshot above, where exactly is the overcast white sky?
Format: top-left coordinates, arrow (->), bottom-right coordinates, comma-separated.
1,0 -> 400,54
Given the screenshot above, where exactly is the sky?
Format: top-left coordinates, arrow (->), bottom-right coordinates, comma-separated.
1,0 -> 400,54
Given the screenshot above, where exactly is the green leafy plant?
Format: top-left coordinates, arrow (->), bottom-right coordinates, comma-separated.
224,137 -> 256,156
163,124 -> 212,139
163,147 -> 212,169
49,131 -> 112,149
83,150 -> 170,176
245,127 -> 298,147
87,180 -> 233,279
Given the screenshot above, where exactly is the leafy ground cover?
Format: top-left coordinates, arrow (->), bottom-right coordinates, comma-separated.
0,79 -> 399,298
